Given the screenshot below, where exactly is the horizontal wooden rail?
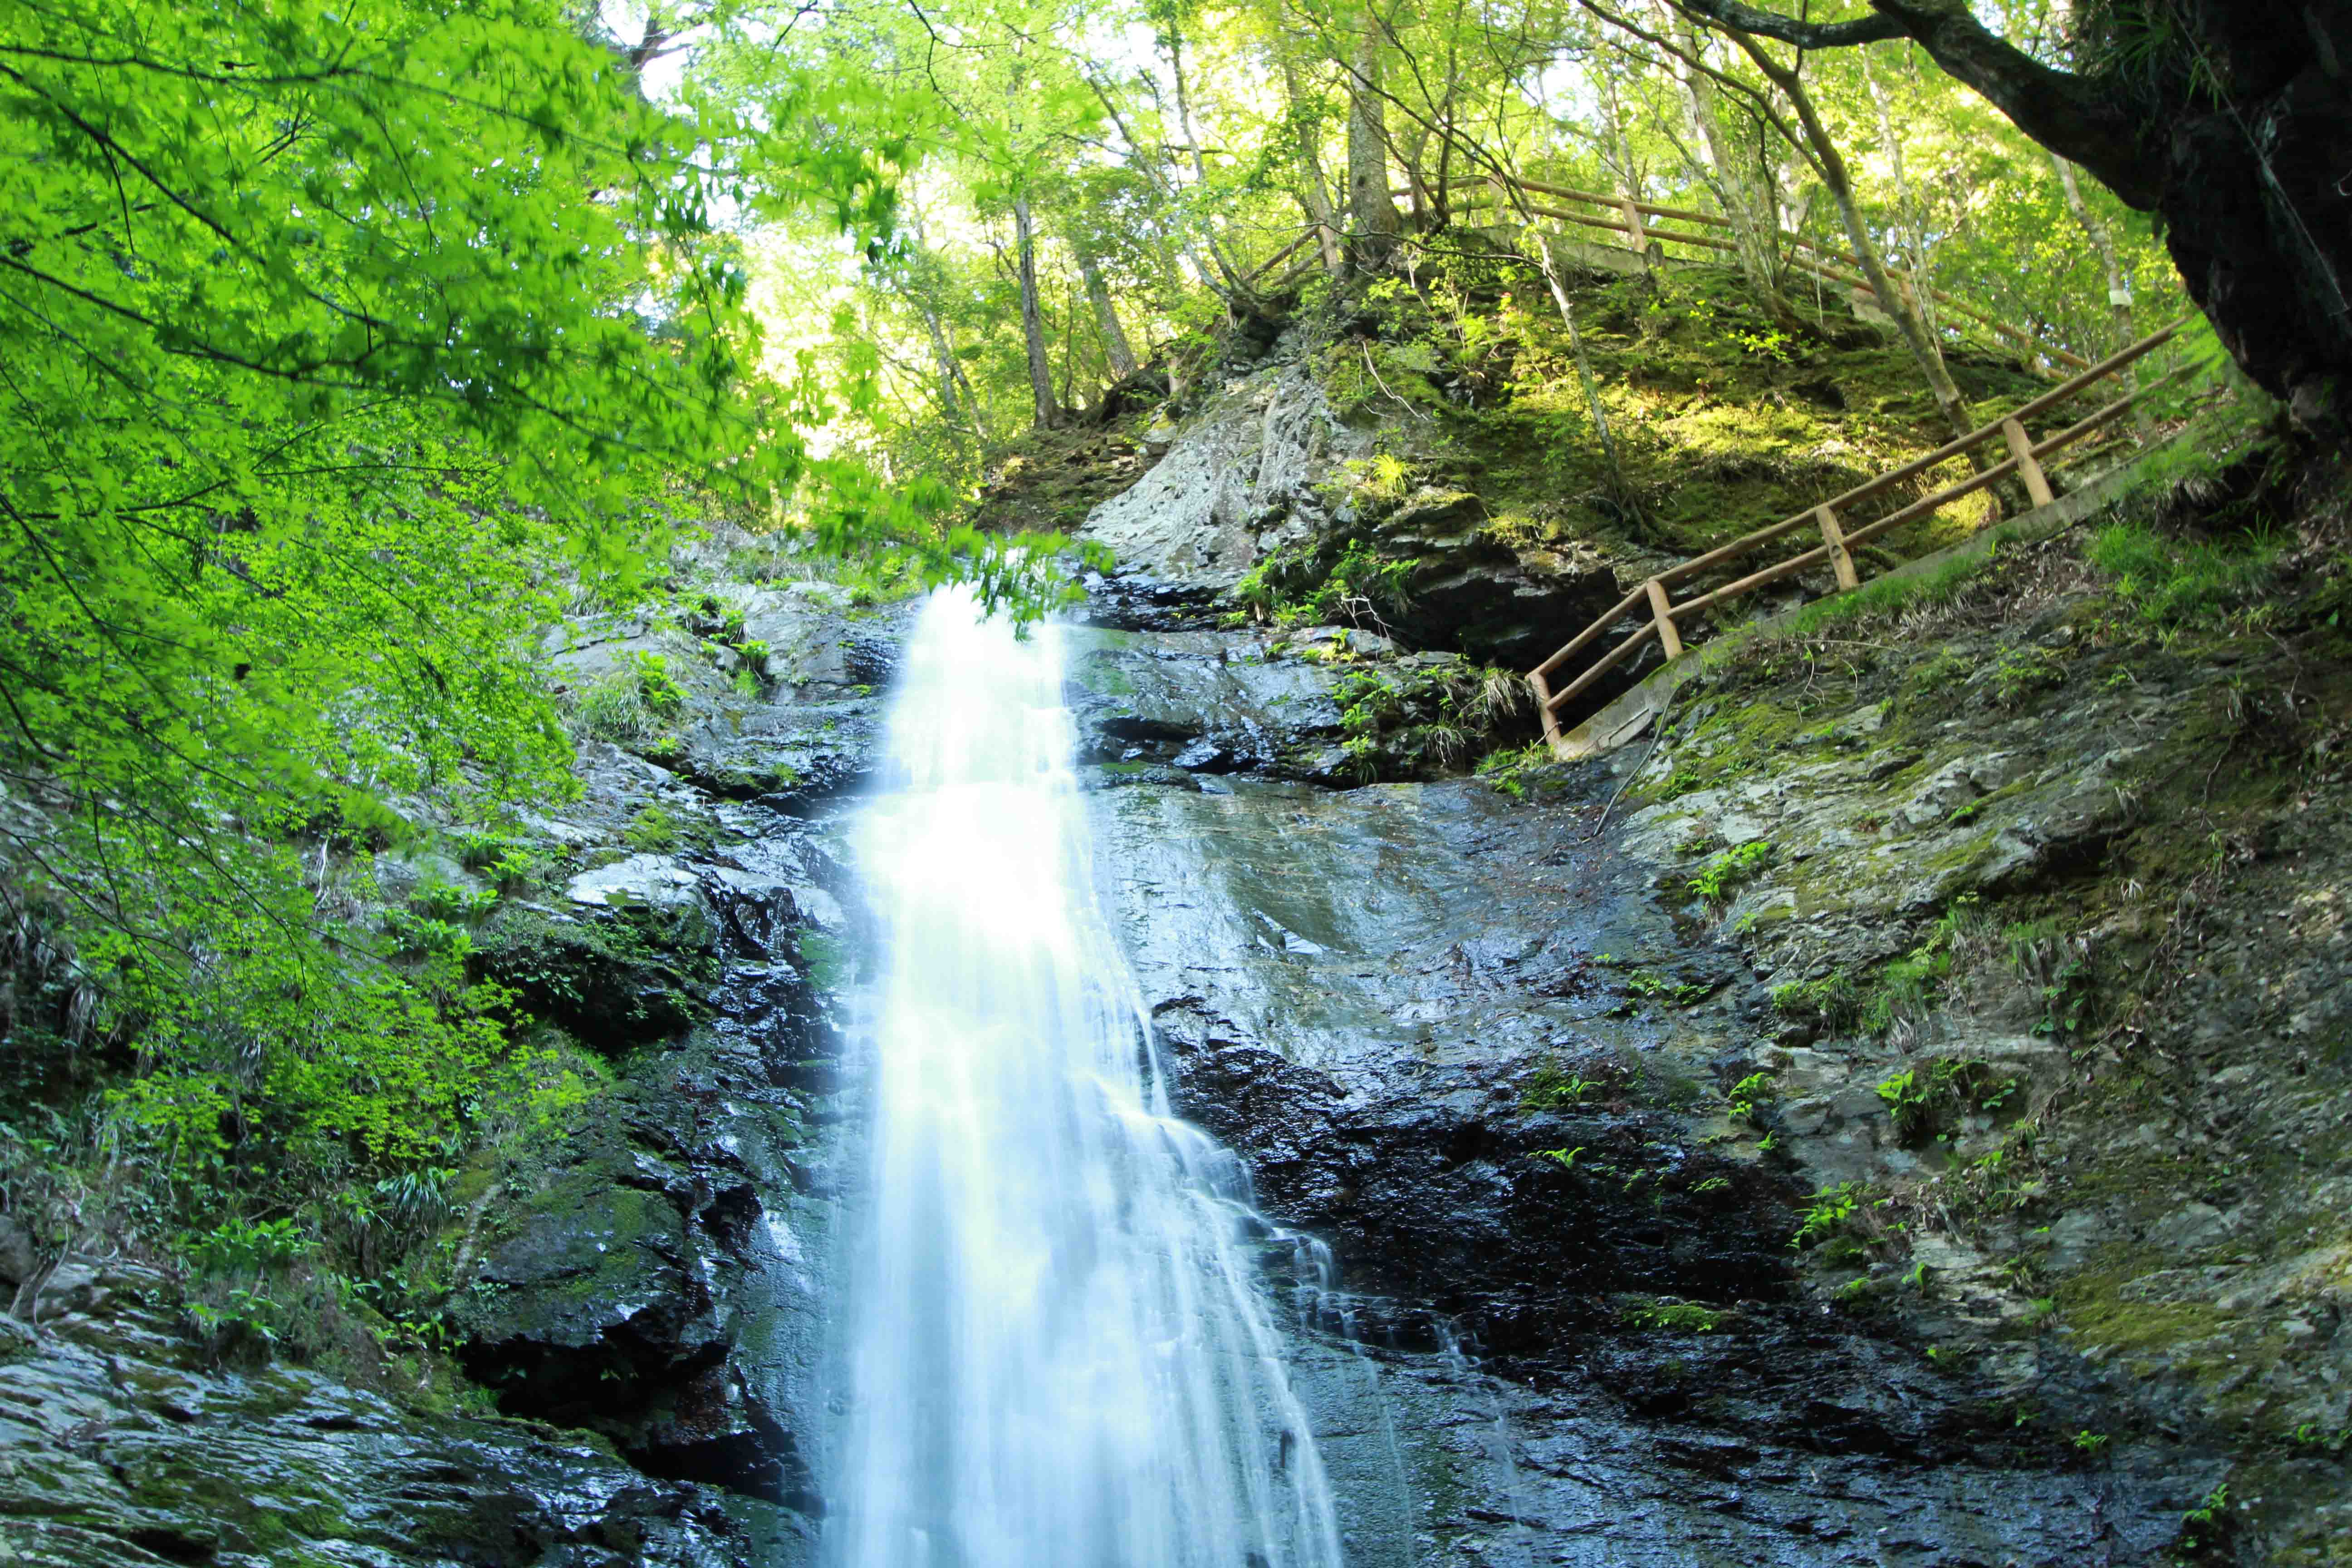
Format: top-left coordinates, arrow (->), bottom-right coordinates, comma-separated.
1523,317 -> 2191,753
1435,177 -> 2095,371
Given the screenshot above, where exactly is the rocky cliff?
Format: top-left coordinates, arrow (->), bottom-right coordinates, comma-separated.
8,262 -> 2345,1568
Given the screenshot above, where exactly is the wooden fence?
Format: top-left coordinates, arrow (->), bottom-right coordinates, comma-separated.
1244,172 -> 2100,376
1524,318 -> 2190,754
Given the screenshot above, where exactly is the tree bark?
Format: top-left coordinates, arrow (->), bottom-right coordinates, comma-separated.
1658,5 -> 1786,311
1345,20 -> 1402,270
1078,247 -> 1139,379
2052,153 -> 2136,356
1013,195 -> 1061,429
1725,27 -> 1974,444
1279,51 -> 1348,276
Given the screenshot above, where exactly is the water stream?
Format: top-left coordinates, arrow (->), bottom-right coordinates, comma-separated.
827,589 -> 1347,1568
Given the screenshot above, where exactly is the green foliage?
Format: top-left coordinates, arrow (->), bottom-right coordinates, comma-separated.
1877,1058 -> 2022,1144
1522,1060 -> 1603,1111
626,805 -> 681,853
1236,540 -> 1417,630
1686,840 -> 1774,904
1791,1181 -> 1871,1250
2179,1482 -> 2229,1554
1725,1070 -> 1776,1126
1475,741 -> 1553,799
1623,1298 -> 1722,1333
1990,647 -> 2068,708
2089,519 -> 2279,630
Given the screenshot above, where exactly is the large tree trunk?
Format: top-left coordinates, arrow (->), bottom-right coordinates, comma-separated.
1014,195 -> 1061,429
1345,21 -> 1401,271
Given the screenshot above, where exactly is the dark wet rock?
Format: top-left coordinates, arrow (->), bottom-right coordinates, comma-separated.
455,818 -> 851,1535
0,1268 -> 760,1567
1368,488 -> 1627,671
1095,769 -> 2197,1565
475,862 -> 720,1054
1064,627 -> 1346,777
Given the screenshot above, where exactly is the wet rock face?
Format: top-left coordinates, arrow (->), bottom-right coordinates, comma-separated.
0,1276 -> 755,1567
1082,360 -> 1365,596
1077,616 -> 2195,1568
454,819 -> 850,1525
1078,355 -> 1627,670
549,584 -> 908,814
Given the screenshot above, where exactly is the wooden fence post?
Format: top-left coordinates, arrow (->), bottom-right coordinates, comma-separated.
2001,417 -> 2056,509
1646,578 -> 1683,658
1814,504 -> 1860,592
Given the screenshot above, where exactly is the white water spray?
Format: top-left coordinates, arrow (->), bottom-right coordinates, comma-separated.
828,589 -> 1347,1568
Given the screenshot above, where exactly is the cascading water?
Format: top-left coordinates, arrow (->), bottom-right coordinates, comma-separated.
828,588 -> 1347,1568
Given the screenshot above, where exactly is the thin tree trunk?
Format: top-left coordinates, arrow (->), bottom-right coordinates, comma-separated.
905,200 -> 988,440
1165,14 -> 1210,188
1655,5 -> 1785,310
1346,20 -> 1401,271
1730,28 -> 1973,444
1014,195 -> 1061,429
1533,234 -> 1641,531
2052,155 -> 2136,354
1078,248 -> 1139,378
1592,38 -> 1649,260
1279,50 -> 1347,275
1862,48 -> 1939,338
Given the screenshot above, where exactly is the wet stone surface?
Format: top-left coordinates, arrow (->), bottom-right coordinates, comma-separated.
1079,618 -> 2197,1568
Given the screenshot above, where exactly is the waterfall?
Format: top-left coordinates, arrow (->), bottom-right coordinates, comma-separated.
828,588 -> 1347,1568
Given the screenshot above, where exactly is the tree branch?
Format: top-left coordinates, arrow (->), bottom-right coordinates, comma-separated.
1661,0 -> 2159,208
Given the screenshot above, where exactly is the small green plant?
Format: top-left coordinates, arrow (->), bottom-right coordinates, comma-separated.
1877,1057 -> 2021,1144
1725,1070 -> 1776,1125
1791,1181 -> 1867,1250
1686,840 -> 1773,905
2178,1480 -> 2232,1556
577,651 -> 690,745
625,803 -> 680,852
185,1216 -> 310,1277
1522,1060 -> 1604,1110
1622,969 -> 1711,1006
1538,1146 -> 1584,1170
1991,647 -> 2067,708
410,878 -> 498,922
1475,740 -> 1551,799
2071,1429 -> 2109,1455
1624,1298 -> 1722,1333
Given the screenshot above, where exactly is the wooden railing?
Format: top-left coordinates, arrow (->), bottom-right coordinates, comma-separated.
1442,176 -> 2093,373
1524,318 -> 2190,752
1243,172 -> 2104,376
